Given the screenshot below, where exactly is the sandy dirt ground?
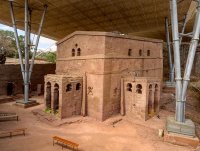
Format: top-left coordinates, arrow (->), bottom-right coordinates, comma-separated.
0,94 -> 199,151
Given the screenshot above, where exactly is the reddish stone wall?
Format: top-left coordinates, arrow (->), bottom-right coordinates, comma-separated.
0,64 -> 56,95
61,78 -> 83,118
56,59 -> 105,75
122,77 -> 161,121
44,75 -> 83,119
86,74 -> 104,120
47,31 -> 163,121
57,34 -> 106,59
102,74 -> 121,120
105,36 -> 162,58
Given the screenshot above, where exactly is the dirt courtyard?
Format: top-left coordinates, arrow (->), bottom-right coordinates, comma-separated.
0,95 -> 199,151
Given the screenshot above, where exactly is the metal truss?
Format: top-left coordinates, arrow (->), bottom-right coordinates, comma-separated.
170,0 -> 200,122
9,0 -> 47,103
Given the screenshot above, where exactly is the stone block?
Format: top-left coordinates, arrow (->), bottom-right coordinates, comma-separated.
164,131 -> 199,148
45,31 -> 163,121
15,100 -> 39,108
166,116 -> 195,137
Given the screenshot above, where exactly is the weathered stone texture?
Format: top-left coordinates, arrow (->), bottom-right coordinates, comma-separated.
0,64 -> 55,95
45,31 -> 163,121
122,77 -> 161,120
45,75 -> 82,118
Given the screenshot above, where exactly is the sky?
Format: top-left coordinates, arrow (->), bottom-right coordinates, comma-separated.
0,23 -> 57,51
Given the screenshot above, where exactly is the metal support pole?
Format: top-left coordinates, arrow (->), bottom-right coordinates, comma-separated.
181,1 -> 200,118
29,5 -> 47,79
28,7 -> 32,89
180,14 -> 187,45
9,0 -> 47,104
170,0 -> 183,122
9,1 -> 25,81
165,17 -> 174,82
24,0 -> 29,103
28,8 -> 32,61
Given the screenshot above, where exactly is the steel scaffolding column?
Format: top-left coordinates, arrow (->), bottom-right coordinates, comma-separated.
9,1 -> 25,81
181,0 -> 200,118
167,0 -> 200,137
170,0 -> 183,122
29,5 -> 47,79
179,14 -> 187,45
24,0 -> 29,103
165,17 -> 174,83
8,0 -> 47,106
170,0 -> 200,123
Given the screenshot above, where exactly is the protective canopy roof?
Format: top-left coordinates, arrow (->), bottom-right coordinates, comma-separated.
0,0 -> 194,41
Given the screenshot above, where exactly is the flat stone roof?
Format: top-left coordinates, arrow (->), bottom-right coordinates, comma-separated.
57,31 -> 163,45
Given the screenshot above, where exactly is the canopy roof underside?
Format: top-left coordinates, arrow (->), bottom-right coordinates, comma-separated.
0,0 -> 194,40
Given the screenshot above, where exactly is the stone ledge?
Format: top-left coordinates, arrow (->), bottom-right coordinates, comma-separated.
166,116 -> 195,136
0,96 -> 14,104
164,131 -> 199,148
14,100 -> 40,108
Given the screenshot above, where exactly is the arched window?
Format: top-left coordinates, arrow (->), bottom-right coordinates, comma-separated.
126,83 -> 132,92
128,49 -> 132,56
147,50 -> 150,56
54,83 -> 59,89
154,84 -> 159,113
47,82 -> 51,87
72,49 -> 75,57
76,83 -> 81,90
139,49 -> 142,56
136,84 -> 142,94
155,84 -> 158,89
77,48 -> 81,56
46,82 -> 51,108
53,83 -> 59,112
148,84 -> 153,115
66,84 -> 72,92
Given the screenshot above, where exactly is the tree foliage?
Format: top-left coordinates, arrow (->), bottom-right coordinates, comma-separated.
37,51 -> 56,63
0,29 -> 32,58
0,47 -> 6,64
0,30 -> 16,57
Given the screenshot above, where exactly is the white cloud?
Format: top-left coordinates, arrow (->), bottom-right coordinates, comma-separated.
1,26 -> 13,31
32,36 -> 57,51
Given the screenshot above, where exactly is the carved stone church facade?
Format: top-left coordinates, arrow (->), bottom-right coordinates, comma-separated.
44,31 -> 163,121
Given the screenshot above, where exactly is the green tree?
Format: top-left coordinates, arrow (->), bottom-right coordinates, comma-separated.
37,51 -> 56,63
43,52 -> 56,63
0,30 -> 16,57
0,29 -> 32,58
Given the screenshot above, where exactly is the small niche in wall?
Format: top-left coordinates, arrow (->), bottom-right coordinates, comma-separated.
154,84 -> 159,112
53,83 -> 59,112
147,50 -> 150,56
7,82 -> 14,96
128,49 -> 132,56
126,83 -> 132,92
46,82 -> 51,108
77,48 -> 81,56
149,84 -> 152,89
139,49 -> 142,56
76,83 -> 81,90
66,84 -> 72,92
136,84 -> 142,94
72,49 -> 75,57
